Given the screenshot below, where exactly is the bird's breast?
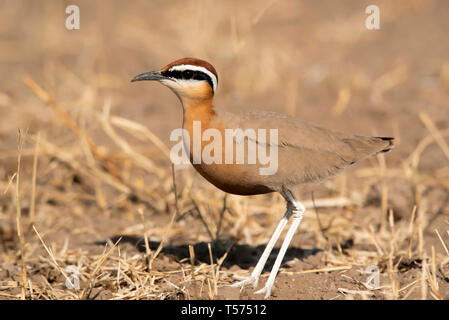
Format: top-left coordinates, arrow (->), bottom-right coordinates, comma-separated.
182,110 -> 274,195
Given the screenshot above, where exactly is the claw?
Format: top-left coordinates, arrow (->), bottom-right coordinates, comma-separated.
254,286 -> 272,299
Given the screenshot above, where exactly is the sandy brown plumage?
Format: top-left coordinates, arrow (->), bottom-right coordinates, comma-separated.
185,108 -> 394,195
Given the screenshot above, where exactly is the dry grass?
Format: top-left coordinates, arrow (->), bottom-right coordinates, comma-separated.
1,0 -> 449,300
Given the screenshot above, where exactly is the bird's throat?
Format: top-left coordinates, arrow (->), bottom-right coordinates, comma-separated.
182,98 -> 217,131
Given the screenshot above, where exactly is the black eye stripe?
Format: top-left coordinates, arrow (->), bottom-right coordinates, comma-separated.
162,70 -> 183,79
161,69 -> 215,90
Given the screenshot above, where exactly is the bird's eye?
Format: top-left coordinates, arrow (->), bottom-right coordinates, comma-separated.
183,70 -> 193,79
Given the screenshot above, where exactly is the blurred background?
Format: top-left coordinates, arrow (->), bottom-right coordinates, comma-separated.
0,0 -> 448,300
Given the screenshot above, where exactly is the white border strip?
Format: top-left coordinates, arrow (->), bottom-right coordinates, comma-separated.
168,64 -> 218,92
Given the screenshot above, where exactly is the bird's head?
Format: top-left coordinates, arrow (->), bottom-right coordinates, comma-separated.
131,58 -> 218,103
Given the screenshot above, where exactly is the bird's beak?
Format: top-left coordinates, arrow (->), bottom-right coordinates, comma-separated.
131,70 -> 165,82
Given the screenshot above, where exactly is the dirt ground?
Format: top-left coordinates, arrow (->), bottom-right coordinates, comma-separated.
1,0 -> 449,300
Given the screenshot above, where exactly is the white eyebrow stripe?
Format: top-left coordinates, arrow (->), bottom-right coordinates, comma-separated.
168,64 -> 218,92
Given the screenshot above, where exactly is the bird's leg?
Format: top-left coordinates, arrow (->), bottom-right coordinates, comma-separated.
255,189 -> 306,299
231,207 -> 293,289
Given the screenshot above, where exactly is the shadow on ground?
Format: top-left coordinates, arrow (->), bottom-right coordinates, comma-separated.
96,235 -> 353,270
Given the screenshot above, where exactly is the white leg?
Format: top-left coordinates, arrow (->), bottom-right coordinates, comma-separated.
255,190 -> 306,298
231,208 -> 292,289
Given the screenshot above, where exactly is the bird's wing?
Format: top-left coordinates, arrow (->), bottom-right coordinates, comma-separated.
215,109 -> 392,184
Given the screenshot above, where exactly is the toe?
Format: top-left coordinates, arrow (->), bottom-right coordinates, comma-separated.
230,276 -> 253,288
232,274 -> 248,281
254,286 -> 272,299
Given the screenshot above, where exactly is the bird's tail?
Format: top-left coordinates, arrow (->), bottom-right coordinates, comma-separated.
341,135 -> 395,165
374,136 -> 395,154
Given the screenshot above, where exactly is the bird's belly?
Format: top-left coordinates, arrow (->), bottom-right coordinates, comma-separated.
191,162 -> 273,195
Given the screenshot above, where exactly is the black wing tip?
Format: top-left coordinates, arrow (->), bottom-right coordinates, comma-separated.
376,136 -> 395,153
377,136 -> 394,141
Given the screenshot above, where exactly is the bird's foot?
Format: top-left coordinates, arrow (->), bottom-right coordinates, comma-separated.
254,284 -> 272,300
231,274 -> 273,299
230,274 -> 260,289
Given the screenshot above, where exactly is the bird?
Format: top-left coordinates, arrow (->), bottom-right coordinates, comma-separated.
131,57 -> 394,298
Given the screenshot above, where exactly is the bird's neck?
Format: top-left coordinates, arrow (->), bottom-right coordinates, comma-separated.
182,97 -> 217,128
181,97 -> 218,162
